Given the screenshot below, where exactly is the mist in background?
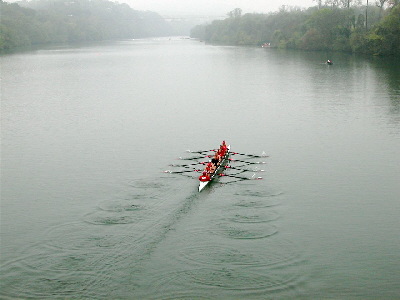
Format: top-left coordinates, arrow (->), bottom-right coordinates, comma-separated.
123,0 -> 315,17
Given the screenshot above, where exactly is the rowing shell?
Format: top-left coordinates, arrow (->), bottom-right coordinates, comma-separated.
198,145 -> 230,192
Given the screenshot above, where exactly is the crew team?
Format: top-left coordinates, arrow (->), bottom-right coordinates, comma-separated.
199,141 -> 227,181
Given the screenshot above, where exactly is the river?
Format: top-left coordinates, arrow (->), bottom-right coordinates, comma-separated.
1,37 -> 399,299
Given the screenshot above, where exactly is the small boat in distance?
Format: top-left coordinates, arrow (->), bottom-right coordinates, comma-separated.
261,42 -> 271,48
198,142 -> 230,192
326,59 -> 333,65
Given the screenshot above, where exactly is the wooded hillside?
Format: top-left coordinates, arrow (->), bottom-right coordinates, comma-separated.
191,4 -> 400,56
0,0 -> 173,50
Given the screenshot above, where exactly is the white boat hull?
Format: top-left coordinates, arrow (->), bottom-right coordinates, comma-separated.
198,181 -> 208,192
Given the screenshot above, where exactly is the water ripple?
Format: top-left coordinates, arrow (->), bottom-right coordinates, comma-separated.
225,209 -> 280,223
0,265 -> 100,299
234,189 -> 284,198
211,222 -> 278,239
185,268 -> 298,291
234,198 -> 280,208
177,241 -> 301,268
97,200 -> 146,212
83,210 -> 148,225
42,222 -> 132,251
143,267 -> 303,299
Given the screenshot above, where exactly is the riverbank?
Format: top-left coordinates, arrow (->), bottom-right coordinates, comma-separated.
190,5 -> 400,56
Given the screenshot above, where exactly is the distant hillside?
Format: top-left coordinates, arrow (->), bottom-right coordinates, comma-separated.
0,0 -> 177,50
191,5 -> 400,56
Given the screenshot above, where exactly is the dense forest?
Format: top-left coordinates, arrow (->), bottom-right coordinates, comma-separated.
0,0 -> 187,50
191,2 -> 400,56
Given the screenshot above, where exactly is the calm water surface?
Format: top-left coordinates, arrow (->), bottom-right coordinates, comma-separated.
1,38 -> 400,299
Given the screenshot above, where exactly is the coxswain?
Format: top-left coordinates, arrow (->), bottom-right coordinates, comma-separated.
199,171 -> 210,182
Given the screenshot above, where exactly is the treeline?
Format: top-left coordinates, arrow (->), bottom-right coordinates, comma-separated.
191,4 -> 400,56
0,0 -> 175,50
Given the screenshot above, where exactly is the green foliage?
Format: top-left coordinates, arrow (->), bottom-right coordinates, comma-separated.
300,28 -> 326,50
0,0 -> 173,50
190,4 -> 399,56
370,4 -> 400,55
350,4 -> 400,55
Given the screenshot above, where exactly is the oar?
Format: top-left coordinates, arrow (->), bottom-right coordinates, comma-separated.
178,156 -> 205,161
231,152 -> 269,158
218,173 -> 263,180
224,165 -> 265,172
164,169 -> 202,174
169,162 -> 205,167
185,149 -> 216,154
229,158 -> 267,164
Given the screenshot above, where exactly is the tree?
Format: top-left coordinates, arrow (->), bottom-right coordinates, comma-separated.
189,2 -> 399,56
376,0 -> 389,19
376,0 -> 389,8
314,0 -> 323,9
0,0 -> 174,50
370,3 -> 400,54
228,8 -> 242,18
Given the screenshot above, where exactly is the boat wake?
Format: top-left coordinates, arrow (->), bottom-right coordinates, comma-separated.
130,184 -> 307,299
0,171 -> 306,299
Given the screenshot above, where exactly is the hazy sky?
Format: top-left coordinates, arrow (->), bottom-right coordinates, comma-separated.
123,0 -> 316,17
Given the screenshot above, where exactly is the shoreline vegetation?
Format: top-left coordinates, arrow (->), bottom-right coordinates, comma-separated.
1,0 -> 399,56
190,4 -> 399,56
0,0 -> 193,52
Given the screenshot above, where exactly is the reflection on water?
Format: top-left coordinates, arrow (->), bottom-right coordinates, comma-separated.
1,38 -> 399,299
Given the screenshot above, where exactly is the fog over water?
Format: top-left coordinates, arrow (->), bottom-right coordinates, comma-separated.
119,0 -> 315,16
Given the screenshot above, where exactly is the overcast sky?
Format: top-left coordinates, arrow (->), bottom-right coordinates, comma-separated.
123,0 -> 316,17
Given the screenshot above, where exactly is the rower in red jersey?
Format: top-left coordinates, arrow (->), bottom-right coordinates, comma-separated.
220,141 -> 227,153
205,161 -> 214,174
219,146 -> 226,157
